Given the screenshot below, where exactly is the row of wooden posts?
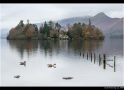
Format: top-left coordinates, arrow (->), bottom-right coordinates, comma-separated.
80,52 -> 116,72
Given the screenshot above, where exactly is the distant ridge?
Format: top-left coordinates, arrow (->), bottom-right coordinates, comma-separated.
57,12 -> 123,37
1,12 -> 123,38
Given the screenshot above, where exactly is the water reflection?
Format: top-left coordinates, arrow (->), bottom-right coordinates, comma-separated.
1,39 -> 123,86
68,40 -> 103,53
39,40 -> 61,57
7,40 -> 38,59
7,40 -> 103,59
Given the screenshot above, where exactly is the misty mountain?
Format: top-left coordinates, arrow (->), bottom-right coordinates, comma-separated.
108,19 -> 123,38
58,16 -> 91,26
58,12 -> 123,37
1,12 -> 123,39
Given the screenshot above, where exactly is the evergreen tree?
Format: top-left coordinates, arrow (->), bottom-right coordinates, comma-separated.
43,21 -> 50,36
55,22 -> 61,33
18,20 -> 24,27
48,21 -> 54,30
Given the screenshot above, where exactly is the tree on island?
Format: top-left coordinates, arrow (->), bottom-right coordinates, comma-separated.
18,20 -> 24,27
7,19 -> 104,40
67,19 -> 104,40
39,21 -> 62,39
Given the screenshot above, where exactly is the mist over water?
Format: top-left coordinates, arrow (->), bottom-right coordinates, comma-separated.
0,38 -> 123,86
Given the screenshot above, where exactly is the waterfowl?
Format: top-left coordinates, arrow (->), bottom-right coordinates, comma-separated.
47,64 -> 53,67
53,66 -> 56,68
47,64 -> 56,68
14,75 -> 20,78
53,64 -> 56,65
20,61 -> 26,66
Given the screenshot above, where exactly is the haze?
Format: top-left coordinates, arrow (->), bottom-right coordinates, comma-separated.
0,4 -> 123,29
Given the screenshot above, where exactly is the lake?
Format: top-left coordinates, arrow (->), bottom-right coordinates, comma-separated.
0,38 -> 123,86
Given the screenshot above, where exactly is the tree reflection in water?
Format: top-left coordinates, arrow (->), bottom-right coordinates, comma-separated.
68,40 -> 103,54
7,40 -> 38,59
7,40 -> 103,59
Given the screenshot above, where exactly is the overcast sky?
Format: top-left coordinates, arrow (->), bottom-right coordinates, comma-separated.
0,4 -> 123,29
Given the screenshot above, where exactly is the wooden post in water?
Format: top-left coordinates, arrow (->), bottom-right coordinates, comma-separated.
114,56 -> 116,72
91,53 -> 92,62
87,52 -> 88,60
83,53 -> 84,58
80,52 -> 81,56
103,54 -> 106,69
99,54 -> 101,66
94,53 -> 96,64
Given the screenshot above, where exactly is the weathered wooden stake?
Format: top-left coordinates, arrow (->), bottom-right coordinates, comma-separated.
103,54 -> 106,69
80,52 -> 81,56
99,54 -> 101,66
94,53 -> 96,64
114,56 -> 116,72
91,53 -> 92,62
87,52 -> 88,60
83,53 -> 84,58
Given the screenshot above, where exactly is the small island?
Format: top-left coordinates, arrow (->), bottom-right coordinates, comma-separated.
7,19 -> 104,40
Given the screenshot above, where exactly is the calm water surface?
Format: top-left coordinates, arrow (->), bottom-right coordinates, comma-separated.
0,38 -> 123,86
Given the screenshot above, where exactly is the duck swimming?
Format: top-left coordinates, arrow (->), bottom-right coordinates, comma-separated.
20,61 -> 26,66
47,63 -> 56,68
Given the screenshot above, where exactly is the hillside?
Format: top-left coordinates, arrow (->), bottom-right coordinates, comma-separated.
58,12 -> 123,38
4,12 -> 123,39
